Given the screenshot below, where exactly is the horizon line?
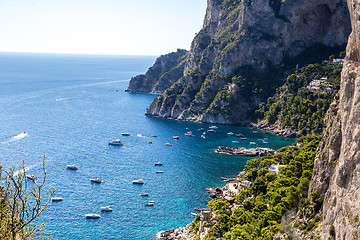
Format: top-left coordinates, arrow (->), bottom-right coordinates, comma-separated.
0,51 -> 162,57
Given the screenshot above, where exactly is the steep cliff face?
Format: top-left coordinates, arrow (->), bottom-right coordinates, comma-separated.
126,49 -> 187,94
145,0 -> 350,124
309,1 -> 360,238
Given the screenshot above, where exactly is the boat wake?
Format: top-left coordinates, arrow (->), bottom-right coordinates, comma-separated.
55,98 -> 71,101
1,132 -> 29,146
11,132 -> 28,141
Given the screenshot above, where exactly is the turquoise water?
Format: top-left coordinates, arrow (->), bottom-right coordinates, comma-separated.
0,53 -> 293,240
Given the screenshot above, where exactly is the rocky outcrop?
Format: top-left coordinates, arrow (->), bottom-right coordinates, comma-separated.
126,49 -> 187,94
144,0 -> 351,124
309,1 -> 360,238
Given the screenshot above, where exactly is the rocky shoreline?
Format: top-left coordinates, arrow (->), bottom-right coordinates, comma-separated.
157,172 -> 252,240
215,146 -> 276,157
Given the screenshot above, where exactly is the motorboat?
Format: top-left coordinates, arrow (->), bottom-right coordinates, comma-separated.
90,178 -> 103,183
100,206 -> 113,212
26,175 -> 35,181
151,135 -> 158,137
132,179 -> 145,184
201,135 -> 206,139
147,141 -> 152,144
232,141 -> 239,143
154,162 -> 163,166
121,133 -> 131,136
165,143 -> 172,146
209,126 -> 218,129
66,165 -> 78,170
235,134 -> 244,137
148,200 -> 155,203
227,132 -> 234,136
240,137 -> 248,140
198,128 -> 205,131
108,139 -> 123,146
145,202 -> 154,206
52,197 -> 63,202
249,142 -> 256,145
85,214 -> 100,219
173,136 -> 179,139
185,131 -> 195,137
207,129 -> 215,133
156,171 -> 164,173
140,193 -> 149,196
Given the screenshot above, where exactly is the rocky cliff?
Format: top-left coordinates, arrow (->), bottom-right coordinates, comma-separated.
310,1 -> 360,238
142,0 -> 350,124
126,49 -> 187,94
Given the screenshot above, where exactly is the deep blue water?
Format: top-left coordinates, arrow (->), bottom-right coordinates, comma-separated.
0,52 -> 293,240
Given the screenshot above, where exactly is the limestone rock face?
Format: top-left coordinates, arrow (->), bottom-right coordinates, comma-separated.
310,1 -> 360,238
126,49 -> 187,94
144,0 -> 350,124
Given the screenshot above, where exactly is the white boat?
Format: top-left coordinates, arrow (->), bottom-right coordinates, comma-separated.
185,131 -> 194,137
240,137 -> 248,140
66,165 -> 78,170
227,132 -> 234,135
156,171 -> 164,173
145,202 -> 154,206
108,139 -> 123,146
201,135 -> 206,139
100,206 -> 113,212
209,126 -> 218,129
207,129 -> 215,133
165,143 -> 172,146
90,178 -> 103,183
249,142 -> 256,145
191,213 -> 198,216
85,214 -> 100,219
121,133 -> 131,136
140,193 -> 149,196
173,136 -> 179,139
132,179 -> 145,184
198,128 -> 205,131
154,162 -> 163,166
232,141 -> 239,143
52,197 -> 63,202
148,200 -> 155,203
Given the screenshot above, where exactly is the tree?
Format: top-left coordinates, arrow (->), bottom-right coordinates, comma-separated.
0,156 -> 54,240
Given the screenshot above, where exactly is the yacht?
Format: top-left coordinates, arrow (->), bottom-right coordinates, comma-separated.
145,202 -> 154,206
140,193 -> 149,196
207,129 -> 215,133
201,135 -> 206,139
85,214 -> 100,219
185,131 -> 195,137
151,135 -> 158,137
173,136 -> 179,139
209,126 -> 218,129
154,162 -> 163,166
240,137 -> 248,140
121,133 -> 131,136
156,171 -> 164,173
108,139 -> 123,146
227,132 -> 235,136
66,165 -> 78,170
90,178 -> 103,183
132,179 -> 145,184
100,206 -> 113,212
52,197 -> 63,202
198,128 -> 205,131
235,134 -> 244,137
165,143 -> 172,146
249,142 -> 256,145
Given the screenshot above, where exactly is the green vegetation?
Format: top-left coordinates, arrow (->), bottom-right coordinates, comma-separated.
0,158 -> 53,239
256,56 -> 343,135
191,135 -> 322,239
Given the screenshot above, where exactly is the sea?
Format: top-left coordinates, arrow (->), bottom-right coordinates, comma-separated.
0,52 -> 293,240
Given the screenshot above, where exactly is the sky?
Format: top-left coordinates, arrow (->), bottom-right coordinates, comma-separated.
0,0 -> 207,56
